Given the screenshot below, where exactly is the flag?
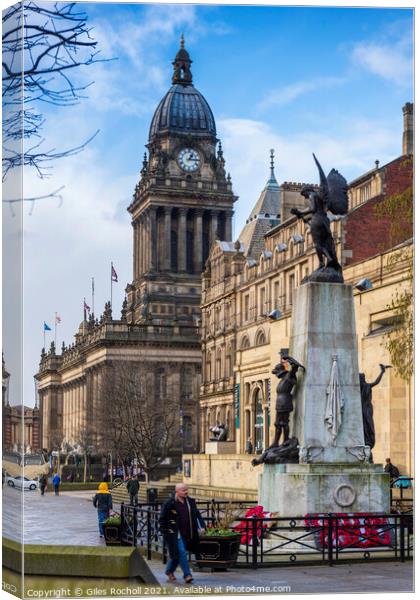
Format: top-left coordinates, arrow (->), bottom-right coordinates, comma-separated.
44,322 -> 52,331
111,264 -> 118,282
55,314 -> 61,324
84,300 -> 91,312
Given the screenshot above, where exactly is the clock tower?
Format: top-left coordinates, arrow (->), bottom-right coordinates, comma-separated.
126,36 -> 236,324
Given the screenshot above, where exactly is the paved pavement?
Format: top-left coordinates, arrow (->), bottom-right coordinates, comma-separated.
2,485 -> 105,545
2,486 -> 414,595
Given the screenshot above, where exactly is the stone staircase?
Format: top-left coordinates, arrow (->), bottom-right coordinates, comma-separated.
111,480 -> 176,506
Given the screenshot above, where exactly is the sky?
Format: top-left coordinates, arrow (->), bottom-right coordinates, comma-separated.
1,0 -> 414,407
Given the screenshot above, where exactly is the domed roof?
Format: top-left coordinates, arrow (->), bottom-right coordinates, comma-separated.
149,36 -> 216,140
149,84 -> 216,139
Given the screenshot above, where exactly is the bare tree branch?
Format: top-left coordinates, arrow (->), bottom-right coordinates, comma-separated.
2,1 -> 112,200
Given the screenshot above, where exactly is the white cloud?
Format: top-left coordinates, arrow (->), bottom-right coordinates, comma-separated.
351,38 -> 412,86
258,77 -> 346,110
217,116 -> 398,239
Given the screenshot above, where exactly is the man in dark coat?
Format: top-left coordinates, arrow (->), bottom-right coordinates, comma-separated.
126,476 -> 140,505
39,474 -> 47,495
384,458 -> 400,480
159,483 -> 206,584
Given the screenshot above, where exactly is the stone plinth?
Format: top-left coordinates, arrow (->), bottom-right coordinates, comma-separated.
290,282 -> 370,464
205,441 -> 236,454
259,463 -> 389,516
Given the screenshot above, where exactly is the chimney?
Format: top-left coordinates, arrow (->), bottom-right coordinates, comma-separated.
402,102 -> 413,156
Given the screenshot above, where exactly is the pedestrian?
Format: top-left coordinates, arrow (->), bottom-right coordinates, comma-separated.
384,458 -> 400,480
246,437 -> 253,454
52,472 -> 61,496
39,474 -> 47,495
126,475 -> 140,506
159,483 -> 206,584
93,482 -> 113,538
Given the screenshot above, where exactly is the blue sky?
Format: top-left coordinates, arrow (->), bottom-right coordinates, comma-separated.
2,1 -> 414,407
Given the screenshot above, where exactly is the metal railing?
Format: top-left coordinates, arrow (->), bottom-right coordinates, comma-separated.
120,501 -> 413,568
390,477 -> 413,510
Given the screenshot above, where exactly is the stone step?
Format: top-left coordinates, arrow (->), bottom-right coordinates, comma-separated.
111,481 -> 175,506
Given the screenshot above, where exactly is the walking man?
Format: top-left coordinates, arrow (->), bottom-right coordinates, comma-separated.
39,474 -> 47,495
126,475 -> 140,506
52,472 -> 61,496
159,483 -> 206,584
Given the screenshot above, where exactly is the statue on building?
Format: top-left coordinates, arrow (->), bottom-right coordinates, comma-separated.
359,364 -> 391,454
291,154 -> 348,283
209,422 -> 228,442
270,350 -> 305,449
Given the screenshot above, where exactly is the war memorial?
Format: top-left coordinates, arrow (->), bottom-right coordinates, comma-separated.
2,4 -> 413,598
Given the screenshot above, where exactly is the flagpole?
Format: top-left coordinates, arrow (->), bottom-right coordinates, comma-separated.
54,312 -> 57,347
43,324 -> 46,350
92,277 -> 95,316
110,262 -> 113,310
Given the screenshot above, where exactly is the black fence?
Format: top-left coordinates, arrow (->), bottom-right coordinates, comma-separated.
120,501 -> 413,568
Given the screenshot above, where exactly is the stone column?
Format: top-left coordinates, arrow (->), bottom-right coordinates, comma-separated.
224,210 -> 233,242
193,209 -> 203,273
163,207 -> 172,271
144,212 -> 150,273
133,220 -> 138,279
210,210 -> 219,243
178,207 -> 187,272
140,215 -> 146,275
149,206 -> 157,271
136,220 -> 141,279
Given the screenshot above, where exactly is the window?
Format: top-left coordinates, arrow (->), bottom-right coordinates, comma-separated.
273,281 -> 279,310
156,368 -> 166,398
244,294 -> 250,322
216,349 -> 222,380
255,330 -> 266,346
288,273 -> 295,305
226,344 -> 232,377
259,287 -> 266,316
183,416 -> 193,448
241,335 -> 250,350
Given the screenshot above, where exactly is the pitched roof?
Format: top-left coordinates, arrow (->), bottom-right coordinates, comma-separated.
238,151 -> 281,258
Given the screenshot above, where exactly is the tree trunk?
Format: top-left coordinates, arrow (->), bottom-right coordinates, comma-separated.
83,454 -> 87,483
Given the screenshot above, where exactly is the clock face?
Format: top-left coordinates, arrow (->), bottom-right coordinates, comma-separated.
178,148 -> 200,172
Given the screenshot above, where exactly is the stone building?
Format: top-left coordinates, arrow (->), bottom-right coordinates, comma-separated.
3,355 -> 41,452
35,38 -> 235,466
193,104 -> 413,495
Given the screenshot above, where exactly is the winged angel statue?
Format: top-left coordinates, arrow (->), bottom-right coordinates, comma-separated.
291,154 -> 348,283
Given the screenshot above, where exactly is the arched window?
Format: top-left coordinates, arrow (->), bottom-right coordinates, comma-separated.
241,335 -> 250,350
255,329 -> 266,346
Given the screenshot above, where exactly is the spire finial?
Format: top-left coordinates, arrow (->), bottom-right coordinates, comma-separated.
270,149 -> 275,176
172,36 -> 193,85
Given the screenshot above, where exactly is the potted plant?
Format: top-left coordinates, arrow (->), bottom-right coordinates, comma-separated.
103,513 -> 121,545
196,504 -> 242,569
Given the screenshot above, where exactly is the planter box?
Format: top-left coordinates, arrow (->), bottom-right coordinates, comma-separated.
196,534 -> 241,569
103,523 -> 121,546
